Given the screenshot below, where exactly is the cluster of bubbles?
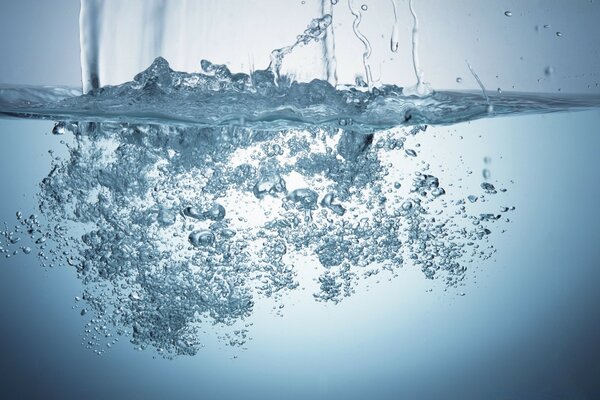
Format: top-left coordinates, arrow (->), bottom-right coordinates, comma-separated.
0,103 -> 515,357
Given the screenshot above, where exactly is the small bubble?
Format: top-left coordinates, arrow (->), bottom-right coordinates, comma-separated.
361,4 -> 368,10
556,31 -> 562,37
497,88 -> 502,94
456,77 -> 463,83
405,149 -> 417,157
483,169 -> 491,179
504,11 -> 512,17
467,195 -> 478,203
544,66 -> 554,76
331,0 -> 338,4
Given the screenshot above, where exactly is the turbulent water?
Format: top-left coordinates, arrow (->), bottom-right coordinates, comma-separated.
2,57 -> 600,132
0,6 -> 599,358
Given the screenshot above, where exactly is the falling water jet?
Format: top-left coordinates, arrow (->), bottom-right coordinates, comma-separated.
321,0 -> 339,87
402,0 -> 432,97
390,0 -> 400,52
466,60 -> 492,112
348,0 -> 373,89
79,0 -> 102,93
268,14 -> 333,86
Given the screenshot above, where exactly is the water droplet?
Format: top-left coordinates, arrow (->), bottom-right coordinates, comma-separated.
504,11 -> 512,17
467,195 -> 478,203
390,26 -> 399,53
22,247 -> 32,255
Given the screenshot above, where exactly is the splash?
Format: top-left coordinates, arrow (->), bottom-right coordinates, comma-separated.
1,60 -> 599,133
269,15 -> 333,84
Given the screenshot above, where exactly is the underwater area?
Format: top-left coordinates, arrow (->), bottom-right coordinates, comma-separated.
0,0 -> 599,399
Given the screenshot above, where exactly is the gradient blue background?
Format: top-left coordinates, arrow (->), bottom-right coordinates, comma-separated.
1,1 -> 599,399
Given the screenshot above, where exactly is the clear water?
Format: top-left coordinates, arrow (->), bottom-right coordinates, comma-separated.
1,1 -> 600,399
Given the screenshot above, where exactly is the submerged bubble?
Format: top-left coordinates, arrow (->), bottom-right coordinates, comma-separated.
52,122 -> 77,136
361,4 -> 368,11
320,193 -> 346,216
481,182 -> 496,193
253,172 -> 287,199
288,188 -> 319,210
206,204 -> 226,221
456,77 -> 463,83
504,11 -> 512,17
189,230 -> 216,247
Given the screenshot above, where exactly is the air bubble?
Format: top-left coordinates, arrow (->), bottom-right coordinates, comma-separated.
189,230 -> 216,247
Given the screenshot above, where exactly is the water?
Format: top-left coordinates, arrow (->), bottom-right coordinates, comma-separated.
1,1 -> 600,398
